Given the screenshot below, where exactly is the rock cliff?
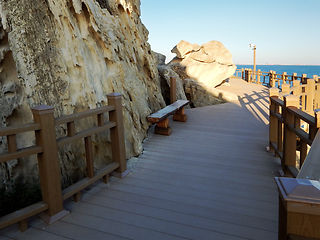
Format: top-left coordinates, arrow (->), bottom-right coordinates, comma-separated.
0,0 -> 165,187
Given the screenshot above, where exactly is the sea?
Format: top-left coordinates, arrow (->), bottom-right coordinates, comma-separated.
236,65 -> 320,78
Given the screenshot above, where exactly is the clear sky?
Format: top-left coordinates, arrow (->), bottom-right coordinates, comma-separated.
140,0 -> 320,65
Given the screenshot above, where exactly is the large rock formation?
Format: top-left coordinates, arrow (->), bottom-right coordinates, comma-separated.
0,0 -> 165,187
155,41 -> 238,108
153,52 -> 188,105
170,40 -> 236,87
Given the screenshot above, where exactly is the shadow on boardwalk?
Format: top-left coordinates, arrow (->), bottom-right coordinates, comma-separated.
0,78 -> 281,240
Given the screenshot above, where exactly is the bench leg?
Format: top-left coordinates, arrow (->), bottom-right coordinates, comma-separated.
155,118 -> 172,136
173,107 -> 187,122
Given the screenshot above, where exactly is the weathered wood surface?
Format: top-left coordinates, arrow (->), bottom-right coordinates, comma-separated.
0,78 -> 281,240
147,100 -> 189,123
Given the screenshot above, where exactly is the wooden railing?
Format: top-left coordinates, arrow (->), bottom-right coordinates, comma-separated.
269,88 -> 320,177
233,68 -> 244,78
0,93 -> 128,232
236,68 -> 319,89
280,79 -> 320,114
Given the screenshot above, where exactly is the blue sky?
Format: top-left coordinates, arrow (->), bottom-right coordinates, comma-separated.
140,0 -> 320,65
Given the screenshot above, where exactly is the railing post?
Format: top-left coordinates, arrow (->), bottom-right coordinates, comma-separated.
281,72 -> 287,86
306,79 -> 315,114
309,109 -> 320,144
245,69 -> 249,82
292,72 -> 297,81
282,95 -> 300,175
269,88 -> 280,154
241,68 -> 245,80
31,105 -> 69,224
269,70 -> 276,87
315,77 -> 320,109
257,69 -> 261,84
292,80 -> 300,97
273,71 -> 280,88
302,73 -> 307,84
247,69 -> 252,82
281,83 -> 290,96
107,93 -> 130,178
170,76 -> 177,104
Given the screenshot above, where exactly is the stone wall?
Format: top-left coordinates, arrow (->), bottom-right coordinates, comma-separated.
0,0 -> 165,188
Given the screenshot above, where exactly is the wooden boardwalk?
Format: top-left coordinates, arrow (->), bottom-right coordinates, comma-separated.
0,78 -> 281,240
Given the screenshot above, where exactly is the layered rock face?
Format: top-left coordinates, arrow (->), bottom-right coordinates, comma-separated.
0,0 -> 165,187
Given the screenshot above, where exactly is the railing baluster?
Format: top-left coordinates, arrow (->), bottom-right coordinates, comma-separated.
7,134 -> 17,153
67,121 -> 75,137
97,114 -> 104,126
85,136 -> 94,178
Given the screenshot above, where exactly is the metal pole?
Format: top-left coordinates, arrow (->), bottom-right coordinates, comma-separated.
253,45 -> 256,79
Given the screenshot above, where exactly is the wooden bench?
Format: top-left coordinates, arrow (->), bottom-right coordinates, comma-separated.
147,100 -> 189,136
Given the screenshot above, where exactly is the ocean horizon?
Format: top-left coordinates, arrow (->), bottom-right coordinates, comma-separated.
236,64 -> 320,78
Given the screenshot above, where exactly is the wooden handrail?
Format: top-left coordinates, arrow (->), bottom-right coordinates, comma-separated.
0,145 -> 43,163
55,105 -> 115,125
0,123 -> 41,136
0,92 -> 128,232
56,122 -> 116,147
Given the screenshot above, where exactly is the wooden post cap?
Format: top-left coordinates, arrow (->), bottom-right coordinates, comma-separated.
107,93 -> 122,99
276,177 -> 320,202
31,105 -> 54,115
307,78 -> 314,84
269,87 -> 279,97
282,84 -> 290,92
284,95 -> 299,107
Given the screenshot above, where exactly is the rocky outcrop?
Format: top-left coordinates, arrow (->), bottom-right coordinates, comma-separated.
153,52 -> 187,105
154,41 -> 237,108
184,79 -> 238,108
170,40 -> 237,88
0,0 -> 165,187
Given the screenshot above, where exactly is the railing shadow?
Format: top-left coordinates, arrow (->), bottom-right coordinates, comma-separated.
238,88 -> 270,125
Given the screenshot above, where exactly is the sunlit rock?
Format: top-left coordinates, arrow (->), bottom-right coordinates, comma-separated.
170,40 -> 237,87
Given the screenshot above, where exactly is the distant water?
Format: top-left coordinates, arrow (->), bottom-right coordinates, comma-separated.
236,65 -> 320,78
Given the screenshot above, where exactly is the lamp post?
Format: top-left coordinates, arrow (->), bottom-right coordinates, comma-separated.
249,44 -> 256,80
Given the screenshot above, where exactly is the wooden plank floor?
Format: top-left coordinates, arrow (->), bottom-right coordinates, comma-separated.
0,78 -> 281,240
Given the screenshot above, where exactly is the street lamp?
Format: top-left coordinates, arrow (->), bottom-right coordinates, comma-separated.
249,44 -> 256,80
